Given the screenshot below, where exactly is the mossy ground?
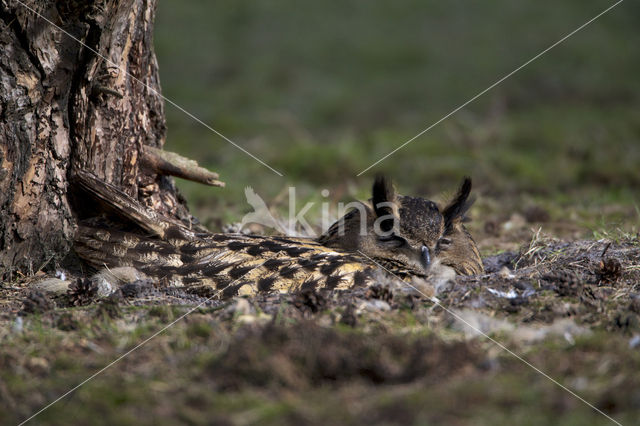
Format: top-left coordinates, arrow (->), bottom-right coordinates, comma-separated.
2,1 -> 640,424
1,228 -> 639,425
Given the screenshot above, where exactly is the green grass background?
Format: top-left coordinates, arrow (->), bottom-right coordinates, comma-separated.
154,0 -> 639,230
4,4 -> 640,424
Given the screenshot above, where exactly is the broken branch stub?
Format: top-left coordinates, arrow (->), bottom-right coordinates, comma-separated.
141,146 -> 225,187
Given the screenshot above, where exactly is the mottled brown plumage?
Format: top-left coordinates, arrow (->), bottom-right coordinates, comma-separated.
435,178 -> 484,275
76,225 -> 379,298
319,176 -> 484,276
73,172 -> 482,299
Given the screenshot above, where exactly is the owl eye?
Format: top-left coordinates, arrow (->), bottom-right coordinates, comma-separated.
378,234 -> 408,249
437,238 -> 452,250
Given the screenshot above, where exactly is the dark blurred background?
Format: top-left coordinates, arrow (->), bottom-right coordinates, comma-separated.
154,0 -> 639,234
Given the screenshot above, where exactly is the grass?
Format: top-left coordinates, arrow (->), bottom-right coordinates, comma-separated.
3,303 -> 640,425
153,1 -> 639,231
3,1 -> 640,424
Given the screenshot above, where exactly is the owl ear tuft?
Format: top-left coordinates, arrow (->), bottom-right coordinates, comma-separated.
372,175 -> 398,233
442,177 -> 475,231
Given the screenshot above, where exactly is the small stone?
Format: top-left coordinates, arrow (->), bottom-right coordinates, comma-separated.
32,278 -> 69,296
357,299 -> 391,314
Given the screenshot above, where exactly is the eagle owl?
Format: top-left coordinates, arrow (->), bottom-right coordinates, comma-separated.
74,172 -> 482,299
319,176 -> 483,276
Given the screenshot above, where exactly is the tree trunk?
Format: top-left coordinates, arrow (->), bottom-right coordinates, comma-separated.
0,0 -> 196,276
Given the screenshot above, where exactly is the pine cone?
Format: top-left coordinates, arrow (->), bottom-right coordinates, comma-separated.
67,278 -> 99,306
597,258 -> 622,285
596,242 -> 622,285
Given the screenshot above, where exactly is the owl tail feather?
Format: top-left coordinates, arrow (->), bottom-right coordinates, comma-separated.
71,170 -> 194,273
72,170 -> 195,240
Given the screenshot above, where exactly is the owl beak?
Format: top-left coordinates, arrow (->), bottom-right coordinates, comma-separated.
421,245 -> 431,270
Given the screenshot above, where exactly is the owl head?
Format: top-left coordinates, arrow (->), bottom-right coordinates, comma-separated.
319,176 -> 483,276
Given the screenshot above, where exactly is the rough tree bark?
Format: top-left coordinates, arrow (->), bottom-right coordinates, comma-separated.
0,0 -> 214,276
